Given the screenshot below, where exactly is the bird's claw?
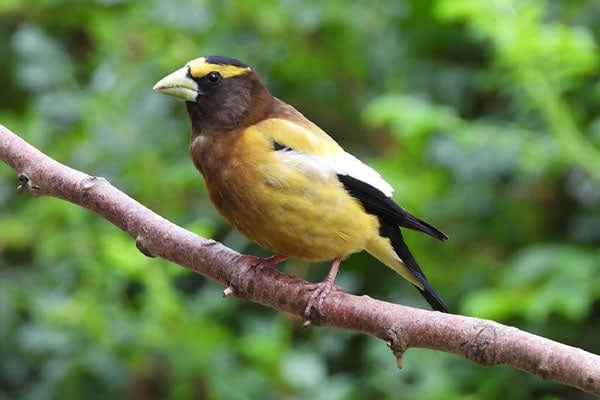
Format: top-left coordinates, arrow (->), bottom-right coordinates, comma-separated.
302,258 -> 342,325
302,281 -> 343,325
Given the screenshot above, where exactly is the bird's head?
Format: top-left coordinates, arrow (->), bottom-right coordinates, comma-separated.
153,55 -> 272,135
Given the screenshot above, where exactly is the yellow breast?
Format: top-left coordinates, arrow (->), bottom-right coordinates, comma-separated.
196,122 -> 379,261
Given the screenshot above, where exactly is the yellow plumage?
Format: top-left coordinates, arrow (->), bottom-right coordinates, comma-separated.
154,55 -> 449,315
199,118 -> 381,262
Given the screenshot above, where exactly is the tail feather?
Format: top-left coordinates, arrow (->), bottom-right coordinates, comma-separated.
335,173 -> 448,312
415,283 -> 448,313
378,221 -> 449,313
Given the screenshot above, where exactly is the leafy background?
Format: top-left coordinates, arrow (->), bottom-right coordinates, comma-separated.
1,0 -> 599,399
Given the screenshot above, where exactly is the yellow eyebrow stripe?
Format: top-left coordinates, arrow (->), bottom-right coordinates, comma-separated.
186,57 -> 251,79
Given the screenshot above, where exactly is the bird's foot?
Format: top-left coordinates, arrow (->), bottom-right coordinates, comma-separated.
302,281 -> 339,326
302,258 -> 342,326
224,254 -> 288,297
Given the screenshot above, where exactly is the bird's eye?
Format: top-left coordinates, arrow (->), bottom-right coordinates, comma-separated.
206,71 -> 222,84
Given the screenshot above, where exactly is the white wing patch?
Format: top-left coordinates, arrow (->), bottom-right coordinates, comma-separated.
273,147 -> 395,198
264,117 -> 395,197
272,149 -> 332,180
328,152 -> 395,197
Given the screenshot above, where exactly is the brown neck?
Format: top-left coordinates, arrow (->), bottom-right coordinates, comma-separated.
186,72 -> 275,139
239,81 -> 275,127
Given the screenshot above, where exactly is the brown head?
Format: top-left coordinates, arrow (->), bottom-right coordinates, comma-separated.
153,55 -> 274,136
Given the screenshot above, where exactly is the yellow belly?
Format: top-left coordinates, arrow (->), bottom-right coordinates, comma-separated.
201,147 -> 377,260
206,169 -> 379,261
190,122 -> 424,290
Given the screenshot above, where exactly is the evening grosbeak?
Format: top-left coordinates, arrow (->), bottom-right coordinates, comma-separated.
153,55 -> 449,318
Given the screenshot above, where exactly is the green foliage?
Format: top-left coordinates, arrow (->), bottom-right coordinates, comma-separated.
463,244 -> 599,322
1,0 -> 598,399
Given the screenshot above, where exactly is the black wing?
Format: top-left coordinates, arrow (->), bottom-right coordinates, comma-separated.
338,174 -> 448,312
337,174 -> 448,241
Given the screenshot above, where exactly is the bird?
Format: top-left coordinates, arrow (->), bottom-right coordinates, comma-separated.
153,55 -> 449,319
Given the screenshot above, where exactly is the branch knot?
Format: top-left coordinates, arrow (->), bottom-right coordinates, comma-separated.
79,175 -> 105,191
17,173 -> 41,196
465,325 -> 498,366
386,324 -> 409,369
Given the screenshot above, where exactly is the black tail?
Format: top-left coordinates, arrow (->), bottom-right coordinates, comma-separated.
379,222 -> 449,313
336,174 -> 449,312
415,283 -> 448,313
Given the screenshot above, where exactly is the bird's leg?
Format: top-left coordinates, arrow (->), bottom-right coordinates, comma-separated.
303,258 -> 342,324
224,254 -> 288,297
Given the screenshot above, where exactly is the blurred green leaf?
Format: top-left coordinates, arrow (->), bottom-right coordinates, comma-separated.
463,244 -> 599,322
364,94 -> 460,141
281,350 -> 326,390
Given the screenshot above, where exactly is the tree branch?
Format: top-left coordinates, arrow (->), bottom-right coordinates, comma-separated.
1,123 -> 598,395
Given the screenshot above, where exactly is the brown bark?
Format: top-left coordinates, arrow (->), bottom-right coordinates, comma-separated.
1,123 -> 598,395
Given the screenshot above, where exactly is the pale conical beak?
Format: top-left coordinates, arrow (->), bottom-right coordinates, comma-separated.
153,66 -> 201,102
